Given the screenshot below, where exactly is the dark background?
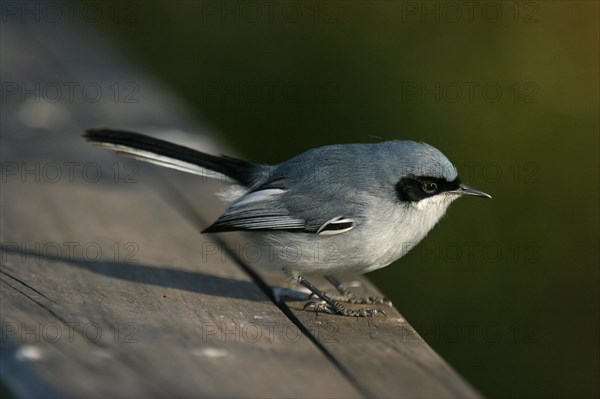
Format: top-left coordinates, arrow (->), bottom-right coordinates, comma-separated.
92,1 -> 597,398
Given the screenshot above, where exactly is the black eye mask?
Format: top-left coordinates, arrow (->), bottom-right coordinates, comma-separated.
396,175 -> 461,202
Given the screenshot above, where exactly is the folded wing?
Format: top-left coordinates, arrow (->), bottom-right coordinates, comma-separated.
203,186 -> 355,235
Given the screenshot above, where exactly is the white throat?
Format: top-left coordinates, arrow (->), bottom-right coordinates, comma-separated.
363,193 -> 460,272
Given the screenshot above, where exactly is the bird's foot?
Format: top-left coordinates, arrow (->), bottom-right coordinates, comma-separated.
303,299 -> 386,317
343,294 -> 392,306
310,292 -> 392,306
323,276 -> 392,306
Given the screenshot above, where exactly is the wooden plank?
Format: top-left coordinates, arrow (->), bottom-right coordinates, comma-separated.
0,167 -> 361,398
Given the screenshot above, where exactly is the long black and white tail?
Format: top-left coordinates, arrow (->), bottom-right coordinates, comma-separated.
84,129 -> 262,187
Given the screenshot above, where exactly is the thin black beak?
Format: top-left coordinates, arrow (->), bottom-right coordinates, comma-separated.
454,184 -> 492,199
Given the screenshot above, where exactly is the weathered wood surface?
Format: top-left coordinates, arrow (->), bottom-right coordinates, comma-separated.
0,18 -> 480,398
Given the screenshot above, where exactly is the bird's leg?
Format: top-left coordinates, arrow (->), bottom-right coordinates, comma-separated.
324,275 -> 392,306
296,275 -> 385,317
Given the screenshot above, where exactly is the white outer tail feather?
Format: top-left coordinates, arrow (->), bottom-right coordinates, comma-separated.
93,142 -> 235,183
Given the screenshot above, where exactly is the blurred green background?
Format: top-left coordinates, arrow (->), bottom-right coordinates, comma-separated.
99,1 -> 598,398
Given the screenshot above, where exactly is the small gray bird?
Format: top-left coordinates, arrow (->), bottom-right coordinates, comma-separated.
84,129 -> 491,317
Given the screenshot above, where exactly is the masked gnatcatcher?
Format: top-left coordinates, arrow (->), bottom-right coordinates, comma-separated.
84,129 -> 491,317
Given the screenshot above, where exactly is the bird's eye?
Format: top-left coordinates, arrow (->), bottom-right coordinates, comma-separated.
422,182 -> 437,193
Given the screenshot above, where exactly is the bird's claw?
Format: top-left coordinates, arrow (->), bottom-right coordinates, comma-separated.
324,293 -> 393,306
303,299 -> 334,313
344,296 -> 392,306
339,307 -> 387,317
303,299 -> 387,317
